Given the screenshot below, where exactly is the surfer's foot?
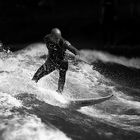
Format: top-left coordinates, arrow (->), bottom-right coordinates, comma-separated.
56,89 -> 62,94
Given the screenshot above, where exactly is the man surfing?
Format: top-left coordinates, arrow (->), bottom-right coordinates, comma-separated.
32,28 -> 80,94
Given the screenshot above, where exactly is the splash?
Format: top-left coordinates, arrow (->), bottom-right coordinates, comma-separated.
38,85 -> 69,105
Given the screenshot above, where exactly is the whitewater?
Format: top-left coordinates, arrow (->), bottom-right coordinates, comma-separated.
0,43 -> 140,140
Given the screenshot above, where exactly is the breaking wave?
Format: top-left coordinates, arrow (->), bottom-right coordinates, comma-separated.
0,43 -> 140,139
80,50 -> 140,69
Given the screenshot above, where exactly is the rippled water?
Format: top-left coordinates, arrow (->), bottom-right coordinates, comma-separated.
0,43 -> 140,140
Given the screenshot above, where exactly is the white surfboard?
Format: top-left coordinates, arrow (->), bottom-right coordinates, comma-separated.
68,94 -> 113,109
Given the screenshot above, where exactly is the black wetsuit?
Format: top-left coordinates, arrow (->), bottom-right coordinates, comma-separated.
32,34 -> 79,92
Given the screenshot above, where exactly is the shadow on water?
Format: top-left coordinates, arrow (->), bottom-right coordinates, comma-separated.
12,93 -> 140,140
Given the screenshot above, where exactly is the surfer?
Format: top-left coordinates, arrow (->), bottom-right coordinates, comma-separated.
32,28 -> 80,93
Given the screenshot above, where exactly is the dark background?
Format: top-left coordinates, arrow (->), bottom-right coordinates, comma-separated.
0,0 -> 140,57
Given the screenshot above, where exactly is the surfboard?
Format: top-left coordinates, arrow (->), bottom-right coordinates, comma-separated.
68,94 -> 113,109
38,86 -> 113,109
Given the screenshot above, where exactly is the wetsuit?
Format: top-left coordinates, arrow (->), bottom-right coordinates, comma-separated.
32,34 -> 79,93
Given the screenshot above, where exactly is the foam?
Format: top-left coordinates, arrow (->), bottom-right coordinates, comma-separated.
1,115 -> 71,140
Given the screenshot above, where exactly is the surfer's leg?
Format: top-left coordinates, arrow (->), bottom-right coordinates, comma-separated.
32,61 -> 56,82
57,61 -> 68,93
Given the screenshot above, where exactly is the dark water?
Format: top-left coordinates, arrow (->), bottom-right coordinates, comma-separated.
92,60 -> 140,89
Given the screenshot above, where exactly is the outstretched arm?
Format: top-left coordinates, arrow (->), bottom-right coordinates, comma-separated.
64,41 -> 80,56
63,40 -> 91,65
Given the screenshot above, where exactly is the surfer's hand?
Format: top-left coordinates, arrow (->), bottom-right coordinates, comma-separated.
75,54 -> 80,60
73,55 -> 80,65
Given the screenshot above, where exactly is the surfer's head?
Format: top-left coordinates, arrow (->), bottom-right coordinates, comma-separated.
51,28 -> 61,39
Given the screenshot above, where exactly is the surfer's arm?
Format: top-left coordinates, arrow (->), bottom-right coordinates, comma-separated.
64,41 -> 80,56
